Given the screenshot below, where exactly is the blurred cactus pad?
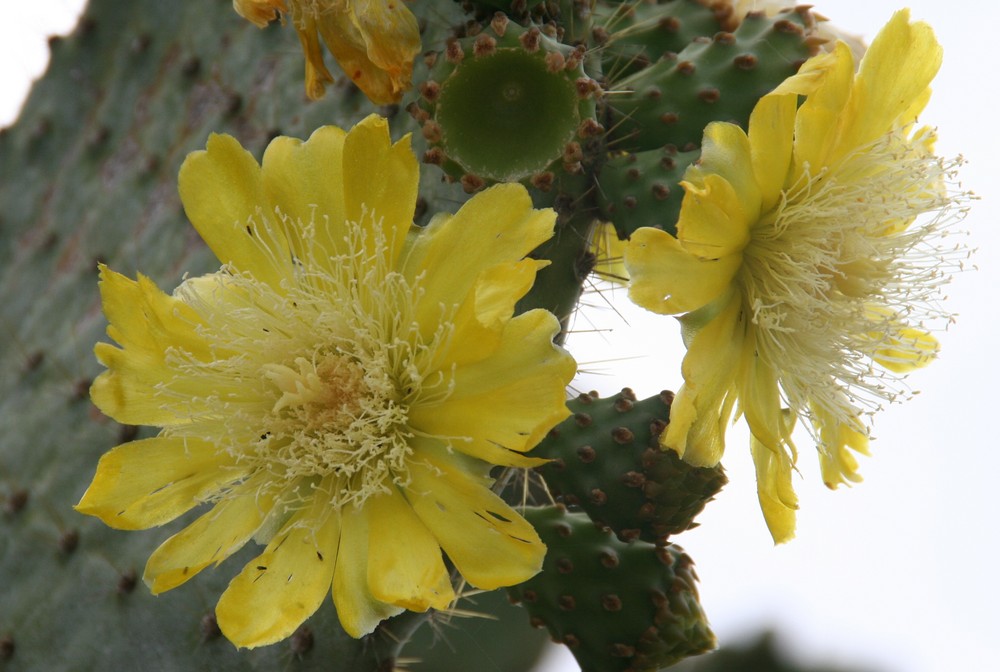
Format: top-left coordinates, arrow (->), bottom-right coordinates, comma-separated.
0,0 -> 820,669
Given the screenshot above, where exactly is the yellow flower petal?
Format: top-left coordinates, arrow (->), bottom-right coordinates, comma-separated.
427,256 -> 549,374
348,0 -> 421,81
75,437 -> 240,530
217,509 -> 340,648
143,482 -> 275,594
409,309 -> 573,464
841,9 -> 942,153
332,504 -> 404,638
411,249 -> 552,372
235,0 -> 418,103
811,405 -> 870,489
366,486 -> 455,612
677,174 -> 752,260
872,327 -> 939,373
750,422 -> 799,545
403,183 -> 556,334
178,133 -> 293,289
415,265 -> 506,372
662,293 -> 744,466
342,114 -> 418,265
792,41 -> 855,172
261,125 -> 348,265
748,93 -> 796,213
91,266 -> 213,426
862,305 -> 940,373
467,259 -> 550,334
738,344 -> 786,454
625,227 -> 741,315
768,49 -> 838,98
898,88 -> 934,132
699,122 -> 761,220
293,16 -> 336,100
405,453 -> 544,590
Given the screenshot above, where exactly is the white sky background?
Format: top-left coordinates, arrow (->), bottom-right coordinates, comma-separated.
1,2 -> 997,672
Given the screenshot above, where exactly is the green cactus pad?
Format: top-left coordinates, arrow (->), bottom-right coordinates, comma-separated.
607,7 -> 818,152
593,0 -> 731,80
534,389 -> 726,543
412,18 -> 601,187
597,146 -> 700,239
508,505 -> 716,672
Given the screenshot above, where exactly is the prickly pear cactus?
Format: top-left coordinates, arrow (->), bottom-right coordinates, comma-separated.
1,0 -> 829,668
534,389 -> 727,544
596,146 -> 700,239
592,0 -> 737,79
508,506 -> 716,672
604,7 -> 818,153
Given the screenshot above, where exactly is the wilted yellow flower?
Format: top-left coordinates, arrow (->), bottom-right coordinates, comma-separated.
624,11 -> 969,542
77,115 -> 575,647
233,0 -> 420,104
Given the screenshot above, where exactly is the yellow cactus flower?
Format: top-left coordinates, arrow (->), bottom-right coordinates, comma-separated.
233,0 -> 421,104
624,11 -> 970,543
76,115 -> 575,647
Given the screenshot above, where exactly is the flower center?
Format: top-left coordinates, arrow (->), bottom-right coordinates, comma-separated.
264,355 -> 368,434
256,351 -> 410,504
161,209 -> 458,514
